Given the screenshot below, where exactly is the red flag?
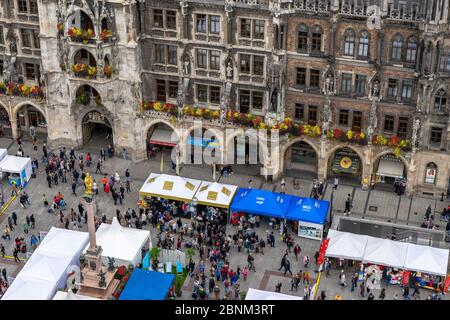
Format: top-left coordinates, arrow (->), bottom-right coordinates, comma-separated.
317,238 -> 330,265
443,275 -> 450,293
402,271 -> 410,286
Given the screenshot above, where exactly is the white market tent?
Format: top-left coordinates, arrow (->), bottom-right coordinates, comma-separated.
1,276 -> 57,300
195,181 -> 238,209
0,148 -> 7,161
0,155 -> 33,187
404,244 -> 449,276
139,173 -> 202,202
363,236 -> 408,269
1,228 -> 89,300
83,217 -> 150,266
53,290 -> 100,300
325,229 -> 369,260
245,288 -> 303,300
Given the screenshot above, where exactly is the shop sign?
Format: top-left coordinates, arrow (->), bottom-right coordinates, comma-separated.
425,168 -> 436,184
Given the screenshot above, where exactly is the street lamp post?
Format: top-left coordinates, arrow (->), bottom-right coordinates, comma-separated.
191,197 -> 198,219
328,188 -> 334,228
0,169 -> 4,207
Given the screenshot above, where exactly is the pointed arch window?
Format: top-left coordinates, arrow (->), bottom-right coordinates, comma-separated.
406,37 -> 417,63
344,29 -> 355,56
391,35 -> 403,60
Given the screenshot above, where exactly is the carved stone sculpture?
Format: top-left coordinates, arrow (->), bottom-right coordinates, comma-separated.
226,61 -> 233,80
412,118 -> 420,149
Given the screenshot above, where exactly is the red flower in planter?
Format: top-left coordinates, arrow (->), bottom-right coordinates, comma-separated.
117,265 -> 127,276
333,128 -> 343,139
389,135 -> 400,147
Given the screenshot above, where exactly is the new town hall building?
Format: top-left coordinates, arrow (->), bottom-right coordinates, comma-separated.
0,0 -> 449,197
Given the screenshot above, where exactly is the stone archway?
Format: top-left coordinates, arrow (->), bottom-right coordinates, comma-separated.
327,145 -> 365,184
81,109 -> 113,146
146,120 -> 179,161
14,102 -> 47,139
372,150 -> 409,191
281,137 -> 320,179
0,102 -> 11,137
182,125 -> 224,165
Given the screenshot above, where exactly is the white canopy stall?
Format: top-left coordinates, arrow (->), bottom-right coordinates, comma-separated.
195,181 -> 238,209
0,155 -> 33,187
404,244 -> 449,276
325,229 -> 368,261
1,228 -> 89,300
363,236 -> 408,268
245,288 -> 303,300
83,217 -> 150,267
53,290 -> 100,300
139,173 -> 202,202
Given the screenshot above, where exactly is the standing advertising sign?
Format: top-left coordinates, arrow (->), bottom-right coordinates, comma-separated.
402,271 -> 410,286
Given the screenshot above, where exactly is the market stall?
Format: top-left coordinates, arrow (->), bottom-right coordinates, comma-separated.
139,173 -> 202,203
245,288 -> 302,300
194,181 -> 238,223
286,197 -> 329,240
83,217 -> 151,266
2,227 -> 89,300
363,236 -> 408,268
0,155 -> 32,187
404,243 -> 449,290
119,269 -> 175,300
325,229 -> 368,261
230,188 -> 292,220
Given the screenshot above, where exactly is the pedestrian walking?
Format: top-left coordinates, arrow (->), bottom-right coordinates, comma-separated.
2,268 -> 7,281
283,258 -> 293,276
11,212 -> 17,225
13,248 -> 20,262
379,288 -> 386,300
95,161 -> 103,174
344,194 -> 352,215
126,180 -> 131,193
0,244 -> 5,257
294,243 -> 301,261
333,176 -> 339,190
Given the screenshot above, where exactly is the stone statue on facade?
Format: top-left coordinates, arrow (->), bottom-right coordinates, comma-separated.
224,0 -> 233,21
269,87 -> 278,113
367,98 -> 378,144
412,118 -> 420,149
96,41 -> 105,78
226,61 -> 233,80
6,29 -> 18,55
112,40 -> 120,74
322,97 -> 331,139
2,57 -> 13,83
324,73 -> 334,95
107,257 -> 115,272
183,56 -> 191,75
180,0 -> 189,16
220,108 -> 226,125
371,79 -> 380,98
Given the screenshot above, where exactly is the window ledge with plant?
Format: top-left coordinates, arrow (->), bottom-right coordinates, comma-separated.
0,82 -> 43,99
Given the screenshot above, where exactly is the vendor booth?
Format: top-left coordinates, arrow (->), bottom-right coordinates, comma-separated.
286,197 -> 329,240
2,228 -> 89,300
119,269 -> 175,300
230,188 -> 292,219
376,155 -> 405,184
83,217 -> 151,266
195,181 -> 238,209
245,288 -> 302,300
363,236 -> 408,269
404,244 -> 449,290
325,229 -> 368,260
0,155 -> 32,187
139,173 -> 201,203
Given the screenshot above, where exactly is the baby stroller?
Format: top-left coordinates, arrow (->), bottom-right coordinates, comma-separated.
59,199 -> 67,210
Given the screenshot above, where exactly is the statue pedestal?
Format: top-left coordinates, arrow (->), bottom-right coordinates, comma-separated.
264,112 -> 280,128
77,246 -> 119,300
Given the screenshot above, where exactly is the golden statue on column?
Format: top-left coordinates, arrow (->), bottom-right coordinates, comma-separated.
84,172 -> 93,197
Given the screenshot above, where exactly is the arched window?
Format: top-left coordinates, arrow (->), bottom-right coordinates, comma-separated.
311,25 -> 323,52
434,89 -> 447,111
344,29 -> 355,56
406,37 -> 417,63
425,162 -> 437,184
297,24 -> 308,52
358,31 -> 369,57
391,35 -> 403,60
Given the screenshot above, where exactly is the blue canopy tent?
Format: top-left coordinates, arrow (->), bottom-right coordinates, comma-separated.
286,197 -> 329,240
230,188 -> 292,219
119,269 -> 175,300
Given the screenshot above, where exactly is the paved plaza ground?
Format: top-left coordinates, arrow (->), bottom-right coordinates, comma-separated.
0,135 -> 448,300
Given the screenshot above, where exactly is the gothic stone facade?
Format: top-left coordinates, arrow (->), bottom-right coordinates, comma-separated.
0,0 -> 450,197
